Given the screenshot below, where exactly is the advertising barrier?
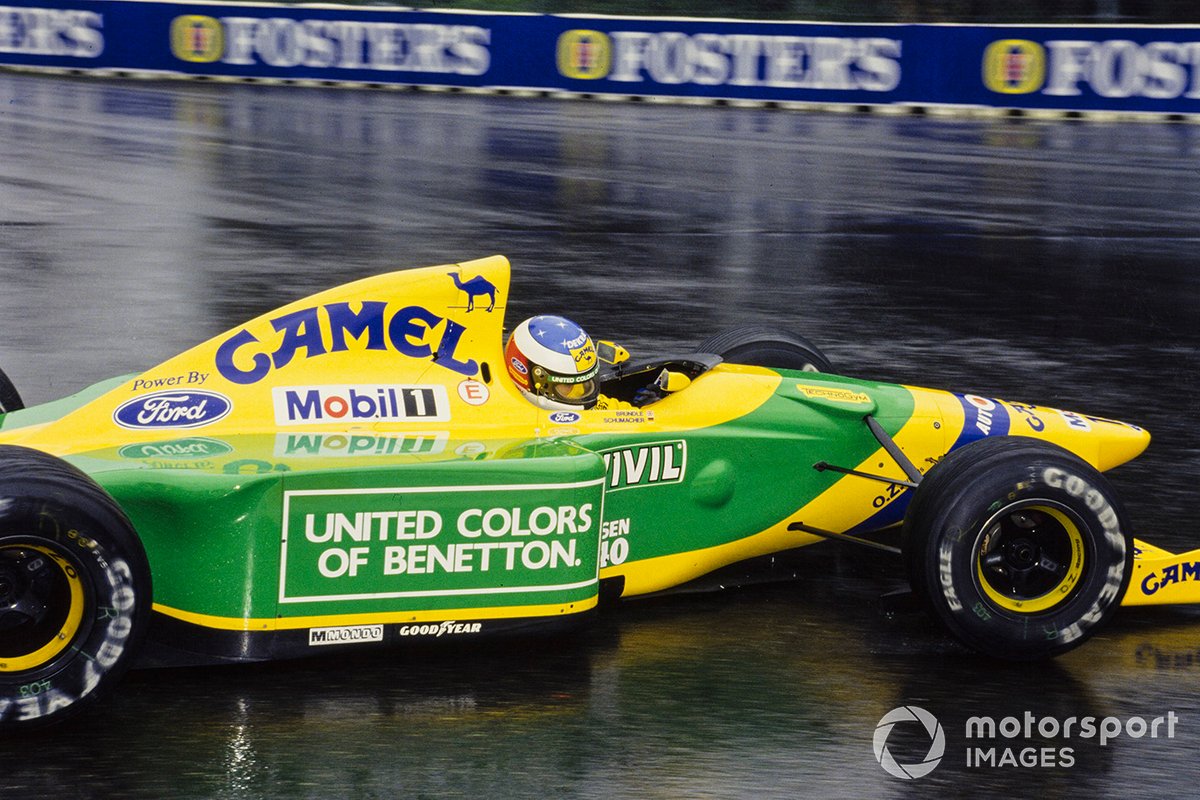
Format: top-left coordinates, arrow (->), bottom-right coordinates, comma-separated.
4,1 -> 1200,115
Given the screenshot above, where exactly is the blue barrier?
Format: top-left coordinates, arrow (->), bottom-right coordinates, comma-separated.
4,2 -> 1200,114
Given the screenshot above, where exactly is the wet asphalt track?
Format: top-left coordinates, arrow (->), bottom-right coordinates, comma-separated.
2,72 -> 1200,798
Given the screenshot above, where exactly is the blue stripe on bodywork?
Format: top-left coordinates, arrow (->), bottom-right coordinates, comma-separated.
949,393 -> 1010,452
847,393 -> 1012,535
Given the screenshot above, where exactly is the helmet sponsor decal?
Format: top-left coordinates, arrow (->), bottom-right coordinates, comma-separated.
570,341 -> 597,372
544,368 -> 598,384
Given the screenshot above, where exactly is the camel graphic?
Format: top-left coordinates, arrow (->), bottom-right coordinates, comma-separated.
448,270 -> 497,312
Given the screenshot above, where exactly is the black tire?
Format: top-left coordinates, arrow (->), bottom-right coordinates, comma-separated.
901,437 -> 1132,660
0,445 -> 151,730
0,368 -> 22,414
695,326 -> 833,373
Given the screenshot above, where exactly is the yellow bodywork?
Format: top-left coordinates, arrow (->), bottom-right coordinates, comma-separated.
0,254 -> 1178,613
1124,540 -> 1200,606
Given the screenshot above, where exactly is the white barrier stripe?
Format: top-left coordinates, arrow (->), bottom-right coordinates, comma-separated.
2,64 -> 1194,124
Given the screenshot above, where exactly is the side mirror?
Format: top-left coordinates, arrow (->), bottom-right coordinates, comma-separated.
654,369 -> 691,394
597,340 -> 630,366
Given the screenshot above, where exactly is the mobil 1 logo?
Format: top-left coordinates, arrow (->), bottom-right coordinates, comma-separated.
273,384 -> 449,425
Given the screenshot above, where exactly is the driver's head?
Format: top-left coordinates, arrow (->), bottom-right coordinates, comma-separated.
505,315 -> 599,410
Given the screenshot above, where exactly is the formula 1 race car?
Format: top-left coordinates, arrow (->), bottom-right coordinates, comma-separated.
1,255 -> 1198,730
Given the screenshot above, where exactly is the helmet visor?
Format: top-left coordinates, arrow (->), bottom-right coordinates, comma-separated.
550,378 -> 597,405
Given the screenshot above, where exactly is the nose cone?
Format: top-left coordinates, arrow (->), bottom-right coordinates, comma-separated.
1096,422 -> 1151,472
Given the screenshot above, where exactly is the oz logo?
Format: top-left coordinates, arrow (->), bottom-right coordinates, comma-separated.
873,706 -> 945,779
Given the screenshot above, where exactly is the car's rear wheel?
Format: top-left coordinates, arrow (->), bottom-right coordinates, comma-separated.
0,368 -> 22,414
901,437 -> 1132,659
0,445 -> 151,730
695,326 -> 833,372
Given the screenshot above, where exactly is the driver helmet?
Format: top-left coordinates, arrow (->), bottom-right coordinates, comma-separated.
505,315 -> 600,410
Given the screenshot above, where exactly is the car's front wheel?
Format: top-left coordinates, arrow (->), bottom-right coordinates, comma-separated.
901,437 -> 1132,660
0,445 -> 151,730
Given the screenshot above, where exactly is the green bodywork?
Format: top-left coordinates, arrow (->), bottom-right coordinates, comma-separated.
1,255 -> 1152,662
0,371 -> 919,627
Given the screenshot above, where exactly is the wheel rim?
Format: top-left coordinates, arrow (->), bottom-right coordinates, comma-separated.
974,501 -> 1087,614
0,543 -> 87,672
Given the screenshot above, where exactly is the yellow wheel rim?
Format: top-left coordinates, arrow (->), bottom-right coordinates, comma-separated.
0,544 -> 87,672
976,503 -> 1086,614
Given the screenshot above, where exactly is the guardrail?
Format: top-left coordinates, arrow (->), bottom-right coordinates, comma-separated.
4,2 -> 1200,118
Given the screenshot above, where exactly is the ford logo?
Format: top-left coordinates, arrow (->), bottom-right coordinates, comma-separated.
548,411 -> 580,424
114,391 -> 232,430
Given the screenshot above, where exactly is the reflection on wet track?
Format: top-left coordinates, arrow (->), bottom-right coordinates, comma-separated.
2,72 -> 1200,798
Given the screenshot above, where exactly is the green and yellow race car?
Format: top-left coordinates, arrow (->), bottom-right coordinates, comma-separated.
0,255 -> 1195,729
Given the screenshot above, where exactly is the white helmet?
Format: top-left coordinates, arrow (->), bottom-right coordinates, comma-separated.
505,315 -> 599,410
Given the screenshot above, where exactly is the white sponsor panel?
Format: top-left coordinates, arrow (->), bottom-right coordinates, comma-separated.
279,479 -> 604,604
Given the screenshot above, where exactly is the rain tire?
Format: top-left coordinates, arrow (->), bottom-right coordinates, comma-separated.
0,368 -> 22,414
696,326 -> 832,372
0,445 -> 150,730
901,437 -> 1132,660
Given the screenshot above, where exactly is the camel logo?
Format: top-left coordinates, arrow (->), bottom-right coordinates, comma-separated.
447,271 -> 497,312
982,39 -> 1046,94
557,30 -> 612,80
171,15 -> 224,63
571,341 -> 597,371
873,706 -> 945,779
